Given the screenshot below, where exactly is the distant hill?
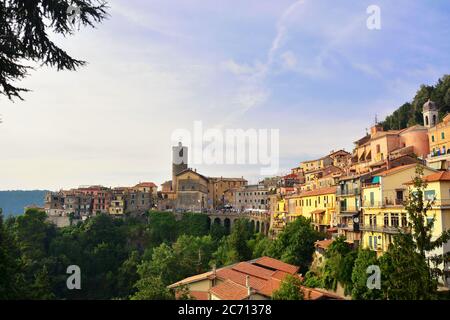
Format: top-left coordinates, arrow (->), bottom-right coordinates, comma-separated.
0,190 -> 48,217
381,75 -> 450,130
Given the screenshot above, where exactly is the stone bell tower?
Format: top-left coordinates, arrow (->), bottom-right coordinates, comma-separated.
172,142 -> 188,192
423,99 -> 438,128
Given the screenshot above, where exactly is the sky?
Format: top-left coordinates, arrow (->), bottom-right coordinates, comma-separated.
0,0 -> 449,190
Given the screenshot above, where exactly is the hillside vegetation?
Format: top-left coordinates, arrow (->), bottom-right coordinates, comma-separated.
381,75 -> 450,130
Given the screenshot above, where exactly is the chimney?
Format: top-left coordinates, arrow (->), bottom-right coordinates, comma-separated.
246,275 -> 251,297
370,124 -> 383,137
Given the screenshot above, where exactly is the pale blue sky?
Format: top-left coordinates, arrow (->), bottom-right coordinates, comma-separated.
0,0 -> 449,190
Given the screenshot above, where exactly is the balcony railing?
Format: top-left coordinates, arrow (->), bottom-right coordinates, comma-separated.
337,223 -> 355,231
337,188 -> 360,196
362,198 -> 406,208
359,224 -> 410,234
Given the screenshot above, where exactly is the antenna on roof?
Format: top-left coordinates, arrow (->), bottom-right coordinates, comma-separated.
375,114 -> 378,125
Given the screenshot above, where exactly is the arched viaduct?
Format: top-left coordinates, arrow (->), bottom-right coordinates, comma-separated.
206,211 -> 270,235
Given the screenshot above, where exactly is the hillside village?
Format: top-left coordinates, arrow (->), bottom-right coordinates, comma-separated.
36,99 -> 450,299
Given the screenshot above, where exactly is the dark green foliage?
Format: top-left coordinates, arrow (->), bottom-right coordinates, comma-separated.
302,271 -> 322,288
265,216 -> 322,273
350,249 -> 382,300
381,75 -> 450,130
178,212 -> 210,237
147,211 -> 179,245
131,276 -> 174,300
379,233 -> 436,300
0,0 -> 108,100
212,219 -> 254,267
321,236 -> 356,295
272,274 -> 304,300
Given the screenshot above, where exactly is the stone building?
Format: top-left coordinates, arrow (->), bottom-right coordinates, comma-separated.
208,177 -> 247,209
233,184 -> 270,211
44,191 -> 65,216
175,168 -> 209,212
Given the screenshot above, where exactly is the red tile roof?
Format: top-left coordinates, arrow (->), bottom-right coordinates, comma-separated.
254,256 -> 299,274
170,256 -> 305,300
231,262 -> 274,280
315,239 -> 334,250
190,291 -> 209,300
377,164 -> 417,177
216,268 -> 267,291
299,186 -> 337,198
421,171 -> 450,182
134,182 -> 157,188
209,280 -> 249,300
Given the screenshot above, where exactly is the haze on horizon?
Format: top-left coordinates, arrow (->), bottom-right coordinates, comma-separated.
0,0 -> 449,191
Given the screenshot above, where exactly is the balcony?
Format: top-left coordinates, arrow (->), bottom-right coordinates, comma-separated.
337,223 -> 355,231
337,188 -> 360,196
359,224 -> 410,234
362,198 -> 406,208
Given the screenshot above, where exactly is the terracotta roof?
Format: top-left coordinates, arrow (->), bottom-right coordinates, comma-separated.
189,291 -> 209,300
283,173 -> 299,179
406,171 -> 450,184
299,186 -> 336,198
168,271 -> 214,288
169,256 -> 301,300
377,164 -> 417,177
301,287 -> 344,300
209,280 -> 249,300
315,239 -> 334,250
176,168 -> 209,181
135,182 -> 157,188
231,262 -> 274,280
254,256 -> 299,274
216,268 -> 267,291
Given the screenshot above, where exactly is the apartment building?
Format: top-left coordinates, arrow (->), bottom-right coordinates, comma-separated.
233,184 -> 270,211
360,164 -> 436,255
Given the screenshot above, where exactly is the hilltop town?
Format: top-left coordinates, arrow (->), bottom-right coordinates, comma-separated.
35,99 -> 450,299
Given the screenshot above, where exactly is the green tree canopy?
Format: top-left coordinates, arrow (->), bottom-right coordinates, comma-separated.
0,0 -> 108,100
272,275 -> 304,300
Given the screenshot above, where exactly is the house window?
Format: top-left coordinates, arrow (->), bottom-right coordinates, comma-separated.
442,132 -> 445,139
432,135 -> 435,142
424,190 -> 436,201
384,213 -> 389,227
401,214 -> 407,227
391,213 -> 399,227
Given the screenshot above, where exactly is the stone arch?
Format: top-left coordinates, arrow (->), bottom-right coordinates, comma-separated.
261,222 -> 265,235
250,220 -> 255,233
214,217 -> 221,226
207,217 -> 211,229
256,221 -> 260,233
432,114 -> 437,126
224,218 -> 231,234
425,115 -> 429,126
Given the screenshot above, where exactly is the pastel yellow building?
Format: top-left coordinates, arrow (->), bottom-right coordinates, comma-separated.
427,104 -> 450,170
269,195 -> 287,238
286,186 -> 337,233
406,171 -> 450,286
109,188 -> 126,215
361,164 -> 436,255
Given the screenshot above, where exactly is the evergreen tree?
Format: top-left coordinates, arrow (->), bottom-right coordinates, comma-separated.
0,0 -> 108,100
